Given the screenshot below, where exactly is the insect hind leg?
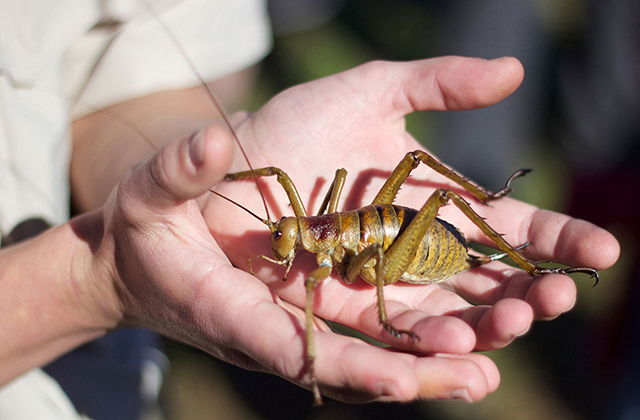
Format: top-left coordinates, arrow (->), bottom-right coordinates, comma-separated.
444,190 -> 599,281
372,150 -> 530,206
468,242 -> 532,268
343,244 -> 420,343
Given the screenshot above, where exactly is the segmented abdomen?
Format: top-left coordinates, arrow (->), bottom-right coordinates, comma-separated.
333,204 -> 470,284
400,212 -> 470,283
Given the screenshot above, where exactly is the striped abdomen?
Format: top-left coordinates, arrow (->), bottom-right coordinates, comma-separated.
296,204 -> 470,285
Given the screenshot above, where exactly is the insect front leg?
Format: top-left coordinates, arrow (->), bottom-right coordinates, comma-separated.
304,259 -> 333,407
247,254 -> 294,279
226,167 -> 309,217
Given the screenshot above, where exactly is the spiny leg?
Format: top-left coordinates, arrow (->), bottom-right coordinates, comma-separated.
533,266 -> 600,286
467,242 -> 531,268
343,245 -> 419,341
304,265 -> 332,406
379,187 -> 597,285
373,150 -> 530,206
444,189 -> 599,280
226,167 -> 308,217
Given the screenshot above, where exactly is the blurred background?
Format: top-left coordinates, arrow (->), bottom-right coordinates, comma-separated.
160,0 -> 640,419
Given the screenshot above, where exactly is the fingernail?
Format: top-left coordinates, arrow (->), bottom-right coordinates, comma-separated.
516,324 -> 531,338
451,388 -> 472,402
189,130 -> 205,168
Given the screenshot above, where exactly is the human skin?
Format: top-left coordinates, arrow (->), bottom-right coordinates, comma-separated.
0,57 -> 619,403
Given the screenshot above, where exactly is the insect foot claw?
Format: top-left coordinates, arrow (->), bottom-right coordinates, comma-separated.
311,378 -> 322,407
486,168 -> 533,202
532,265 -> 600,287
383,322 -> 420,344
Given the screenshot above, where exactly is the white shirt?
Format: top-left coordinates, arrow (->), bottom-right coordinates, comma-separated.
0,0 -> 271,417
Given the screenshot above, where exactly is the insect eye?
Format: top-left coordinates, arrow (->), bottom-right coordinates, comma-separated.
273,230 -> 282,240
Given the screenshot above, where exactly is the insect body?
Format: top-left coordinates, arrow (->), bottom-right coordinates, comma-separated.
298,204 -> 471,285
224,153 -> 599,406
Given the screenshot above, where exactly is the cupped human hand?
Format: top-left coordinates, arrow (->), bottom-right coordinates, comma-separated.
94,121 -> 500,404
203,56 -> 619,358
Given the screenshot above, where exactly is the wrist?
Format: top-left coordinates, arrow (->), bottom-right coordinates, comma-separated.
0,211 -> 122,385
67,210 -> 125,329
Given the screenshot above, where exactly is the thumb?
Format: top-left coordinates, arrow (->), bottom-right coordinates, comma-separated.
130,125 -> 234,210
347,56 -> 524,117
412,56 -> 525,111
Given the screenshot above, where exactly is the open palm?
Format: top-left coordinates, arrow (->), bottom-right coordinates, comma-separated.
205,55 -> 616,344
109,57 -> 618,404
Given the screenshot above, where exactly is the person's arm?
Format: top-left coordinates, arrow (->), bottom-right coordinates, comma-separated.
70,85 -> 215,212
70,66 -> 259,212
0,207 -> 115,385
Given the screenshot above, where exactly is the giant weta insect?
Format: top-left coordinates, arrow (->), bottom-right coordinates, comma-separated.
223,157 -> 598,406
143,4 -> 599,407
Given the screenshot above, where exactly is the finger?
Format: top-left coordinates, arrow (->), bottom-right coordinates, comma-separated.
437,352 -> 501,393
445,255 -> 581,321
199,268 -> 494,404
313,334 -> 497,403
525,209 -> 620,270
459,298 -> 533,351
277,271 -> 478,354
345,56 -> 524,118
353,298 -> 477,354
127,124 -> 235,210
411,56 -> 524,111
478,268 -> 578,320
442,197 -> 619,271
523,273 -> 578,320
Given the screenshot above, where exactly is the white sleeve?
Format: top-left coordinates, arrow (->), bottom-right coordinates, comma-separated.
0,370 -> 82,420
69,0 -> 272,119
0,0 -> 99,233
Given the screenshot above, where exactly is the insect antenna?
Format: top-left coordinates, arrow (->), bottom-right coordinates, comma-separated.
144,2 -> 272,223
209,189 -> 271,227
